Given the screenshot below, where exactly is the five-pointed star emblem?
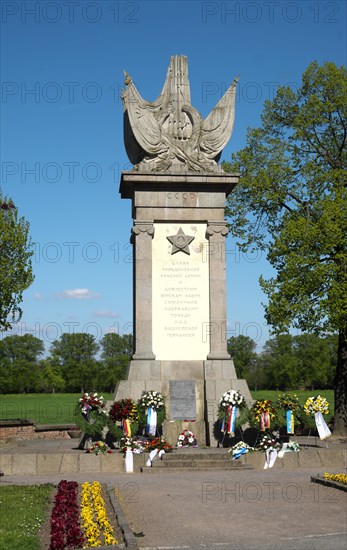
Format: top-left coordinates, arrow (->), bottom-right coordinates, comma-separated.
167,227 -> 195,255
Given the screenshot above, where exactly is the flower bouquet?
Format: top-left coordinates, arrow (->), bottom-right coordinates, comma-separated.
143,436 -> 173,453
86,441 -> 112,455
75,392 -> 107,437
108,399 -> 139,439
120,437 -> 145,455
137,390 -> 166,436
248,399 -> 277,431
218,389 -> 247,435
257,432 -> 282,452
138,390 -> 165,410
228,441 -> 255,460
303,395 -> 331,440
304,395 -> 329,416
276,393 -> 301,434
177,429 -> 198,447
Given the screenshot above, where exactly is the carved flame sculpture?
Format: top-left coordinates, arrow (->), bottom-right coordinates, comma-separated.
122,55 -> 239,173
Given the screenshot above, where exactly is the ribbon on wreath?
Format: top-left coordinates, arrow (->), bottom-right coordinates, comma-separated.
232,447 -> 248,460
220,405 -> 237,435
286,409 -> 295,435
125,448 -> 133,473
146,448 -> 165,467
123,418 -> 132,438
260,411 -> 270,431
314,411 -> 332,440
146,407 -> 157,436
227,405 -> 237,436
264,449 -> 278,469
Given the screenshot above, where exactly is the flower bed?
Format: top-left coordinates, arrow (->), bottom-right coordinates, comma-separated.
81,482 -> 118,547
323,472 -> 347,484
48,480 -> 120,549
49,480 -> 84,549
311,473 -> 347,493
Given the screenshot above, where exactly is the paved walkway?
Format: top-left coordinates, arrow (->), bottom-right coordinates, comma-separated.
1,436 -> 346,549
1,466 -> 346,550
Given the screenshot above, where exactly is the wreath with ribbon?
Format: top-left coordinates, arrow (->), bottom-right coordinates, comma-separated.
248,399 -> 277,431
137,390 -> 166,435
107,399 -> 139,439
276,393 -> 301,434
217,389 -> 248,436
74,392 -> 107,437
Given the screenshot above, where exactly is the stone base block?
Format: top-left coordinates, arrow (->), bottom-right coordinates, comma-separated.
163,420 -> 206,447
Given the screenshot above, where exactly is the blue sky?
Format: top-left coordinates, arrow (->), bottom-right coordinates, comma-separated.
1,0 -> 346,352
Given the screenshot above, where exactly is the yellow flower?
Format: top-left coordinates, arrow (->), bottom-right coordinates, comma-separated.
81,481 -> 118,547
323,472 -> 347,484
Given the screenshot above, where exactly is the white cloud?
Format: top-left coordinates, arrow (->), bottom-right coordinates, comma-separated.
59,288 -> 100,300
34,292 -> 41,300
93,310 -> 119,318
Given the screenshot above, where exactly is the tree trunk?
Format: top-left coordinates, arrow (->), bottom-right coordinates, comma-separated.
333,329 -> 347,436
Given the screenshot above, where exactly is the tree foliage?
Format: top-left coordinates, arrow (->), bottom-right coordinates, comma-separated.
227,335 -> 257,378
49,333 -> 100,392
0,197 -> 34,331
0,334 -> 44,392
99,333 -> 132,391
224,61 -> 347,434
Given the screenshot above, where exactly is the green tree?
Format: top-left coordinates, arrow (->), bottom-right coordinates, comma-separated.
262,335 -> 299,390
227,335 -> 257,378
0,334 -> 44,392
99,333 -> 132,391
49,333 -> 99,392
293,334 -> 331,389
39,358 -> 65,393
0,197 -> 34,330
225,61 -> 347,434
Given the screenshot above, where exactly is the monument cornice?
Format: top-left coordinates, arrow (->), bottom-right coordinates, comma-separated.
119,171 -> 240,199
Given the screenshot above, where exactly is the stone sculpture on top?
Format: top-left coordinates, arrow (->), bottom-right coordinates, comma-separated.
122,55 -> 239,173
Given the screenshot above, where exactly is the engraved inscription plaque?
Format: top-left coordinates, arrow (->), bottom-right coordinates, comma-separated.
152,222 -> 210,360
170,380 -> 196,420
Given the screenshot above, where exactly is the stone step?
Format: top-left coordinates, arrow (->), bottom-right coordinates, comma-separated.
163,453 -> 232,461
147,459 -> 246,468
141,464 -> 252,473
140,455 -> 253,472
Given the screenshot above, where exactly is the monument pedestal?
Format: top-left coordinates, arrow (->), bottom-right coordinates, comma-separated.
113,172 -> 252,446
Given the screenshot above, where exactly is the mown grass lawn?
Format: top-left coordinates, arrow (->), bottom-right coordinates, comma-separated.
0,484 -> 54,550
0,390 -> 334,424
0,393 -> 113,424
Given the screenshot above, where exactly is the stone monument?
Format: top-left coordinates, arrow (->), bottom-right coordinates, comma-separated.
114,55 -> 252,445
